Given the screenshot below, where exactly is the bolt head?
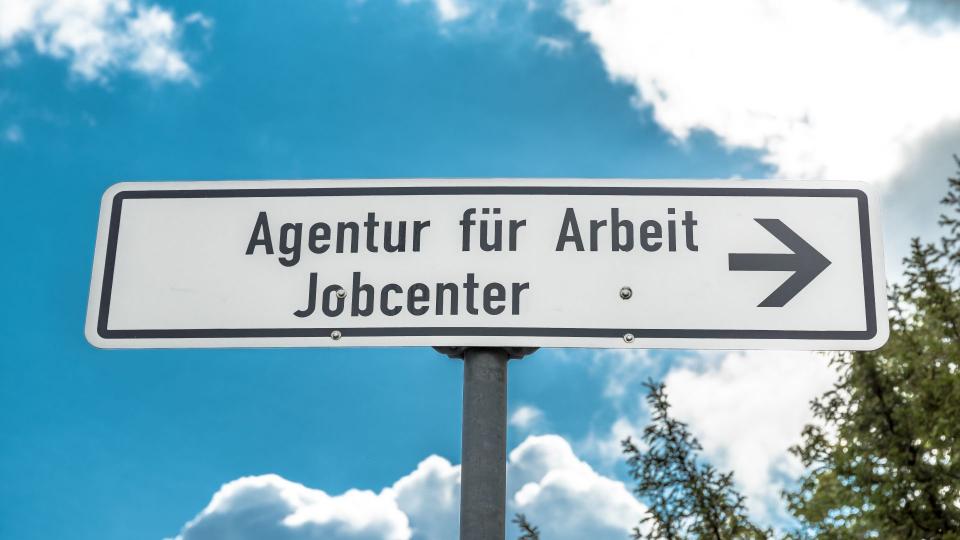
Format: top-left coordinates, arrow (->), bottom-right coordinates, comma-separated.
623,333 -> 635,343
330,330 -> 342,340
336,289 -> 347,299
619,286 -> 633,300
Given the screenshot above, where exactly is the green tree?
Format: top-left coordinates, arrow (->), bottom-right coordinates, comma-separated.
786,158 -> 960,539
624,380 -> 770,540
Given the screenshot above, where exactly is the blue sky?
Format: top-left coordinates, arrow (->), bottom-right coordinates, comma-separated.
1,1 -> 958,539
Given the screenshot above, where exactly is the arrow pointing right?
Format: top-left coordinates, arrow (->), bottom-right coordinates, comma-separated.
728,219 -> 832,308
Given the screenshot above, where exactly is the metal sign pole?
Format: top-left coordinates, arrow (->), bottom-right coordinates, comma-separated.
461,347 -> 508,540
435,346 -> 537,540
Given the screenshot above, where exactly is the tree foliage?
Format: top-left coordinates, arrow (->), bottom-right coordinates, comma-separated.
513,513 -> 540,540
624,379 -> 771,539
785,157 -> 960,539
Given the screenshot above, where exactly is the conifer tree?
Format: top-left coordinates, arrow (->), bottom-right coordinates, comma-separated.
513,513 -> 540,540
624,380 -> 770,539
785,157 -> 960,538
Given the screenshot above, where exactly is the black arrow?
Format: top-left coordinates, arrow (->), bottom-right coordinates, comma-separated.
728,219 -> 831,308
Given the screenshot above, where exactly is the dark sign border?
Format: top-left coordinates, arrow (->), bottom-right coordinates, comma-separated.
97,185 -> 877,341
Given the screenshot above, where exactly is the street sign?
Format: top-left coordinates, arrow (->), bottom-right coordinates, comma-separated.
85,179 -> 887,350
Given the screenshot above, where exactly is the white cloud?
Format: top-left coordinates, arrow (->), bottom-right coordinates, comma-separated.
662,350 -> 836,524
434,0 -> 471,22
881,126 -> 960,272
172,435 -> 644,540
400,0 -> 472,23
183,12 -> 213,30
0,0 -> 209,82
386,456 -> 461,540
579,415 -> 644,465
563,0 -> 960,186
589,348 -> 683,400
170,474 -> 411,540
509,404 -> 545,430
536,35 -> 572,55
509,435 -> 646,539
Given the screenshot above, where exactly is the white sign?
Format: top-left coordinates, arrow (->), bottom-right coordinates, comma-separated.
85,179 -> 887,350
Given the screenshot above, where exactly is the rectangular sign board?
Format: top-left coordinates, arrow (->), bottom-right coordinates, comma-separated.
86,179 -> 887,350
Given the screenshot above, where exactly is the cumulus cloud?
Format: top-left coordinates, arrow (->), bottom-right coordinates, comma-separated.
169,474 -> 411,540
509,435 -> 646,539
662,350 -> 836,523
564,0 -> 960,186
0,0 -> 209,82
386,456 -> 461,540
172,435 -> 643,540
509,404 -> 545,431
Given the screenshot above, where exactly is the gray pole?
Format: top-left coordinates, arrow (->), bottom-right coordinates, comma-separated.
434,346 -> 536,540
460,347 -> 509,540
